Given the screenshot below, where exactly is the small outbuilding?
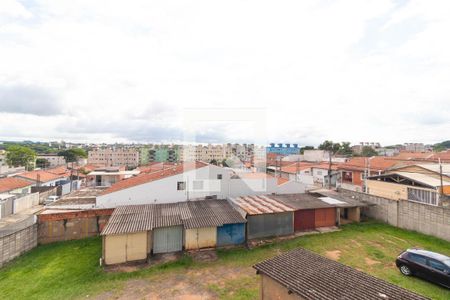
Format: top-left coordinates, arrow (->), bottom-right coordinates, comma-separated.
101,199 -> 246,265
228,195 -> 294,240
271,193 -> 338,231
254,248 -> 428,300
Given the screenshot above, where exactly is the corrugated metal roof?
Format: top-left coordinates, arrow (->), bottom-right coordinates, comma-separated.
229,195 -> 294,215
101,199 -> 246,235
253,248 -> 428,300
271,194 -> 334,210
395,171 -> 450,187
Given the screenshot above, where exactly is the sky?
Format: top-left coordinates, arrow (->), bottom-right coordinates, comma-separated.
0,0 -> 449,146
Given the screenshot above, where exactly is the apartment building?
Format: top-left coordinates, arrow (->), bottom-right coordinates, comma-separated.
179,144 -> 259,163
88,147 -> 140,168
36,154 -> 66,167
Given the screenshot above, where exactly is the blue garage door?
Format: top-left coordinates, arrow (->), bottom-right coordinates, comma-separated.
217,223 -> 245,246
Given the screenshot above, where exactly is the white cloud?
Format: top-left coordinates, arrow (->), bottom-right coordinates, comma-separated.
0,0 -> 449,145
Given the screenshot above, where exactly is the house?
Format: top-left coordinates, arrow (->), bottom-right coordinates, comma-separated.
96,162 -> 234,208
228,195 -> 294,239
367,171 -> 450,206
14,169 -> 68,187
0,177 -> 33,194
86,167 -> 140,187
337,157 -> 399,192
253,248 -> 427,300
100,199 -> 246,265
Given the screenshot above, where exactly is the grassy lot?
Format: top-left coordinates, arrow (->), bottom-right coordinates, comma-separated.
0,221 -> 449,299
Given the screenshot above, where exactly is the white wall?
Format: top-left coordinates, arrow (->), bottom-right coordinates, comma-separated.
96,165 -> 234,208
228,177 -> 278,197
276,181 -> 306,194
13,192 -> 39,213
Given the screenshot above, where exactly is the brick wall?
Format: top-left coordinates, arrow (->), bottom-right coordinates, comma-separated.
0,224 -> 37,268
37,209 -> 113,244
339,189 -> 450,241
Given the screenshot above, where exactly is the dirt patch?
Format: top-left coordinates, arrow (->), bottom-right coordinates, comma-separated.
325,250 -> 341,261
365,257 -> 380,266
93,265 -> 255,300
188,250 -> 218,262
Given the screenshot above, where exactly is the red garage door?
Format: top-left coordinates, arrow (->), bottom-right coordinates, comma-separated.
315,208 -> 336,228
294,209 -> 315,231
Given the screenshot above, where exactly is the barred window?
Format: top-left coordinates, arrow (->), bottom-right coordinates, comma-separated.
407,188 -> 437,206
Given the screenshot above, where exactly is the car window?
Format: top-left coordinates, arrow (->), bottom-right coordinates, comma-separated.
428,259 -> 448,272
408,253 -> 427,265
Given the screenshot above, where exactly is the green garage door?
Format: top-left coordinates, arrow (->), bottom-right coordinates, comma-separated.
153,226 -> 183,254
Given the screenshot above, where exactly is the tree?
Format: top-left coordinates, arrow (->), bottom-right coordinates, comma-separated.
318,140 -> 342,189
6,145 -> 36,170
36,158 -> 51,169
361,146 -> 378,157
58,148 -> 87,163
209,159 -> 218,166
337,142 -> 353,156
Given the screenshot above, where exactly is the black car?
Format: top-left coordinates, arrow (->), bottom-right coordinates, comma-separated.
396,248 -> 450,289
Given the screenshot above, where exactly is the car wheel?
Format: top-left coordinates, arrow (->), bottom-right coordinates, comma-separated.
400,265 -> 412,276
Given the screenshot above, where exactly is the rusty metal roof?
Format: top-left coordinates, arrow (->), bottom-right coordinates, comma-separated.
101,199 -> 246,235
254,248 -> 429,300
228,195 -> 294,215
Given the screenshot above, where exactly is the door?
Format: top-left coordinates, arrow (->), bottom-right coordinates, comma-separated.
217,223 -> 245,246
153,226 -> 183,254
314,208 -> 336,228
126,232 -> 147,261
427,259 -> 450,287
407,253 -> 429,278
295,209 -> 315,231
185,227 -> 217,250
104,235 -> 126,265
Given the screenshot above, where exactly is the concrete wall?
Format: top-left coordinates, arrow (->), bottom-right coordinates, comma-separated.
277,181 -> 306,194
37,209 -> 113,244
13,192 -> 39,213
0,224 -> 37,268
339,189 -> 450,241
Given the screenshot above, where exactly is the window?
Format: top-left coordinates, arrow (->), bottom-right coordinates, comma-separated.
408,253 -> 427,266
193,180 -> 204,190
217,174 -> 222,180
428,259 -> 448,272
177,181 -> 186,190
407,188 -> 438,206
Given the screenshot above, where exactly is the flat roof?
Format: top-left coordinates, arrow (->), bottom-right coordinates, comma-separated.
254,248 -> 428,300
101,199 -> 246,235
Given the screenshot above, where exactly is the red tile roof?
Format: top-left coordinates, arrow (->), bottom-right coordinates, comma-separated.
0,177 -> 33,193
138,162 -> 177,173
338,157 -> 398,172
15,170 -> 67,183
281,162 -> 316,174
100,161 -> 209,195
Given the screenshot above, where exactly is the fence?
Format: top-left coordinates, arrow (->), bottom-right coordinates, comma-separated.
339,189 -> 450,242
13,193 -> 40,214
0,216 -> 37,267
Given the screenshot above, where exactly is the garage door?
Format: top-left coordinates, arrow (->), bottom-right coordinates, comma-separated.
185,227 -> 217,250
217,223 -> 245,246
153,226 -> 183,254
126,232 -> 147,261
314,208 -> 336,228
294,209 -> 315,231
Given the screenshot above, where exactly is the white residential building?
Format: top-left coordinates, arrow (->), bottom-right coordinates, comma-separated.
88,147 -> 140,167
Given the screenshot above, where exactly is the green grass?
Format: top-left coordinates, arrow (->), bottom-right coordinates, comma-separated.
1,221 -> 449,299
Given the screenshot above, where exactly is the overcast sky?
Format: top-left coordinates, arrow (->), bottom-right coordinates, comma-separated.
0,0 -> 449,146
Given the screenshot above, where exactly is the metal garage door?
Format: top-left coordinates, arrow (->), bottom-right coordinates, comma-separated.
153,226 -> 183,254
185,227 -> 217,250
217,223 -> 245,246
294,209 -> 315,231
314,208 -> 336,228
